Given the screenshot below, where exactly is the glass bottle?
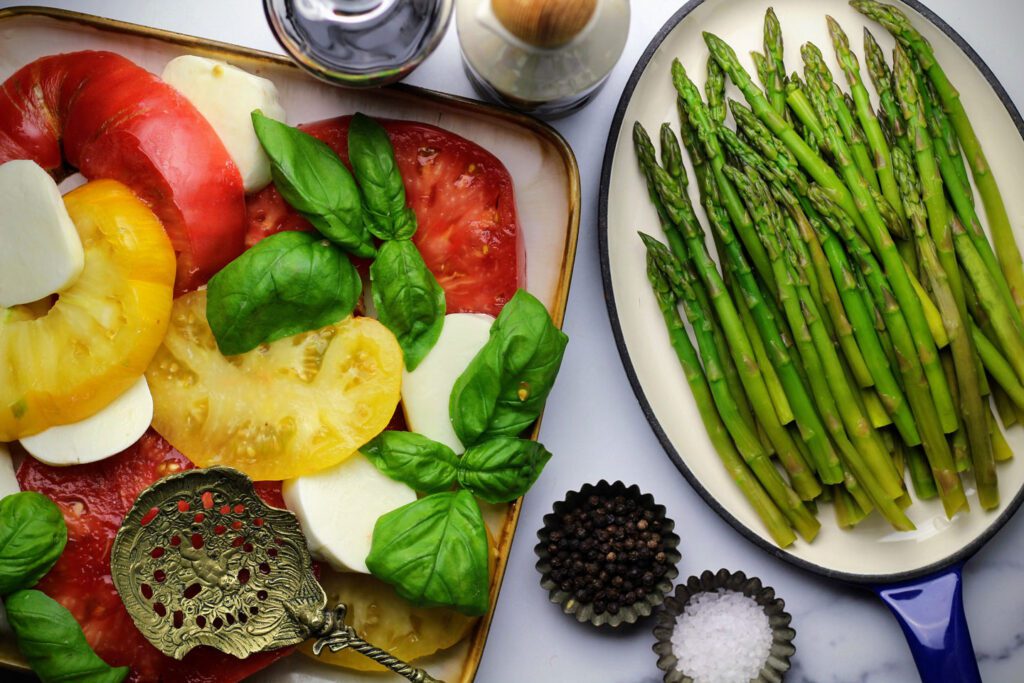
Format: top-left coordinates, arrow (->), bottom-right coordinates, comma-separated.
264,0 -> 454,88
456,0 -> 630,118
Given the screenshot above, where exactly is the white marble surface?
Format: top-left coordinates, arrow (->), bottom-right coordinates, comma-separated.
5,1 -> 1024,681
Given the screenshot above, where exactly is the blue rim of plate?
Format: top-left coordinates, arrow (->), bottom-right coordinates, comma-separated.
597,0 -> 1024,585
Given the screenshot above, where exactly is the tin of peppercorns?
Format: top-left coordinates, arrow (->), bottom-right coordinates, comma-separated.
652,568 -> 796,683
534,480 -> 681,628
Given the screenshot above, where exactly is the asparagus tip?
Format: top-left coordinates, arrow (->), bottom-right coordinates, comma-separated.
632,120 -> 652,144
638,232 -> 662,256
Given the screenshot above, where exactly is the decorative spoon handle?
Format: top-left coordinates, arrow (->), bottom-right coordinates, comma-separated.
311,605 -> 443,683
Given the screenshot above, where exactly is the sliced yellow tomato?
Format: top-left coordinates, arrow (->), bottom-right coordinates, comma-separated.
146,290 -> 402,480
303,526 -> 498,672
0,180 -> 175,441
301,572 -> 478,672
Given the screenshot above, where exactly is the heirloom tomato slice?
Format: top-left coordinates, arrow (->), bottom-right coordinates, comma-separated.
146,290 -> 402,481
16,431 -> 290,683
0,50 -> 246,294
245,117 -> 525,316
0,180 -> 175,441
304,527 -> 496,672
301,572 -> 477,672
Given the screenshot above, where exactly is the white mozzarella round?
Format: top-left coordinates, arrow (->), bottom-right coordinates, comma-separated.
401,313 -> 495,453
20,376 -> 153,466
0,443 -> 19,499
162,55 -> 286,193
0,160 -> 84,307
283,454 -> 417,574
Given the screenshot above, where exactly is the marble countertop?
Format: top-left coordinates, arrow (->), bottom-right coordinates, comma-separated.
7,1 -> 1024,681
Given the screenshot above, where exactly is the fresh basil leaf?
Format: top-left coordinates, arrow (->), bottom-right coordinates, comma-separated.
362,431 -> 458,494
0,492 -> 67,595
251,110 -> 375,258
457,437 -> 552,503
366,490 -> 489,615
206,231 -> 362,356
370,240 -> 445,371
5,589 -> 128,683
348,113 -> 417,241
450,289 -> 568,447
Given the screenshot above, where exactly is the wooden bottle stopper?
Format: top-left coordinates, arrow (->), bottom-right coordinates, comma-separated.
491,0 -> 598,49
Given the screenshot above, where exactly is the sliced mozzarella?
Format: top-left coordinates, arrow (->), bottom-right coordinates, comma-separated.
162,55 -> 286,193
57,172 -> 87,194
0,160 -> 84,307
0,443 -> 19,499
283,454 -> 416,574
20,376 -> 153,466
402,313 -> 494,453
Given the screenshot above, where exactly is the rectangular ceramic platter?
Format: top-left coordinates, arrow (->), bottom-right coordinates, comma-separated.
0,8 -> 580,682
604,0 -> 1024,578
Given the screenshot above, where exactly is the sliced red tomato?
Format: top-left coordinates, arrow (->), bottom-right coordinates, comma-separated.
244,185 -> 313,249
0,51 -> 246,294
244,117 -> 525,316
16,431 -> 290,683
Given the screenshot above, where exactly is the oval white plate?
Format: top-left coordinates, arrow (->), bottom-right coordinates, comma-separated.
600,0 -> 1024,581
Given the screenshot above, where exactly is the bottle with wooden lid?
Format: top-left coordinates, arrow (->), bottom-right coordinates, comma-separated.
456,0 -> 630,118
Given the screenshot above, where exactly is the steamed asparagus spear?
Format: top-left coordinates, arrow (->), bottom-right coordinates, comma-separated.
656,123 -> 759,432
701,182 -> 841,485
705,56 -> 727,126
892,47 -> 963,308
772,181 -> 874,389
730,44 -> 948,347
635,123 -> 822,499
802,41 -> 881,193
863,27 -> 913,160
809,185 -> 968,517
673,59 -> 776,293
728,165 -> 906,504
829,16 -> 906,223
643,240 -> 804,546
853,0 -> 1024,317
892,145 -> 997,509
762,8 -> 788,117
705,32 -> 872,231
654,233 -> 814,505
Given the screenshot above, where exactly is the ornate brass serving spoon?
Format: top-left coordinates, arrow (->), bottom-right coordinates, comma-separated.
111,466 -> 441,682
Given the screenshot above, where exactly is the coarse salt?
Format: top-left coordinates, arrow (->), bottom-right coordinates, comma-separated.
670,588 -> 772,683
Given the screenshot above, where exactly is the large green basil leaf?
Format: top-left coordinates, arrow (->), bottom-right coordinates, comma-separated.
361,431 -> 458,494
251,110 -> 375,258
348,113 -> 417,241
449,289 -> 568,447
206,231 -> 362,356
457,437 -> 552,503
366,490 -> 489,615
0,492 -> 67,595
5,589 -> 128,683
370,240 -> 445,371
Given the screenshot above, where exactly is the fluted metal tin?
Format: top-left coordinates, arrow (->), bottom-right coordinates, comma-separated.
652,568 -> 796,683
535,480 -> 681,628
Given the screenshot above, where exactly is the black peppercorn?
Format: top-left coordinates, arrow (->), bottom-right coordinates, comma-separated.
542,483 -> 676,618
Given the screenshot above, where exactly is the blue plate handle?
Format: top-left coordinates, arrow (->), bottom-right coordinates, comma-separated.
872,563 -> 980,683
